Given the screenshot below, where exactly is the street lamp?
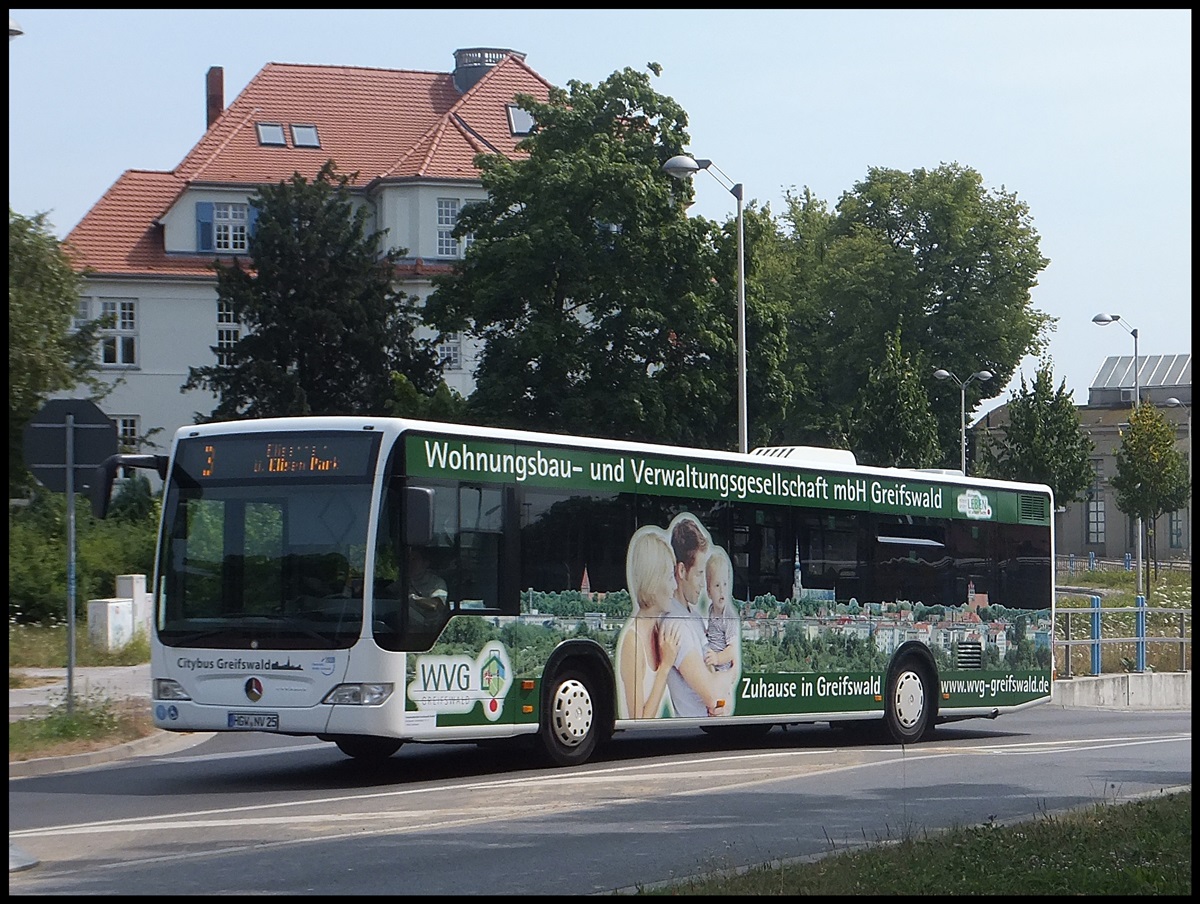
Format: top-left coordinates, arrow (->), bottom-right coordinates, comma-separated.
663,154 -> 748,454
1164,397 -> 1191,486
1093,311 -> 1142,597
933,368 -> 993,474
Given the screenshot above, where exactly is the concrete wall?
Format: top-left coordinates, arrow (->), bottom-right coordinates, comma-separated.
1053,672 -> 1191,709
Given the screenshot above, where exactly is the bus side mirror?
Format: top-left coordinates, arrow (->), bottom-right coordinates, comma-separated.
404,486 -> 435,547
90,453 -> 170,519
90,456 -> 120,519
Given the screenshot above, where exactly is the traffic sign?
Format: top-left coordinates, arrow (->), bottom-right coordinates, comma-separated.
22,398 -> 119,493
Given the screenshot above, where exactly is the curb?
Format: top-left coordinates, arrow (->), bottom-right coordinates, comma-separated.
9,729 -> 214,779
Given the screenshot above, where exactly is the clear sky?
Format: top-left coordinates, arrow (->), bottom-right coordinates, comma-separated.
8,9 -> 1191,414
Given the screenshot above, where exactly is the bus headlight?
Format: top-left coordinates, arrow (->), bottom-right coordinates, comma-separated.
323,683 -> 394,706
154,679 -> 191,701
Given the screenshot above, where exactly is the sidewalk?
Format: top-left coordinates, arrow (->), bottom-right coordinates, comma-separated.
9,664 -> 210,779
9,664 -> 153,722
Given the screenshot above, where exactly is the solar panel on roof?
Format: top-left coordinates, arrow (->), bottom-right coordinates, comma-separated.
1090,355 -> 1191,390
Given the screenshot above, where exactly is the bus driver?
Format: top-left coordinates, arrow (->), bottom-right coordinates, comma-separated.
401,547 -> 448,630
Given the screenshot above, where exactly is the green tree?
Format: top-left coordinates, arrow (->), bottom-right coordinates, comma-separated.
780,164 -> 1052,456
767,188 -> 836,446
424,64 -> 790,448
9,485 -> 158,624
975,359 -> 1095,505
1110,402 -> 1190,596
184,161 -> 443,420
738,204 -> 799,448
9,208 -> 108,493
383,373 -> 470,422
847,328 -> 941,467
105,471 -> 158,523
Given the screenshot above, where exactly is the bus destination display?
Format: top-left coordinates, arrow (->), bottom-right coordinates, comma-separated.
176,433 -> 380,481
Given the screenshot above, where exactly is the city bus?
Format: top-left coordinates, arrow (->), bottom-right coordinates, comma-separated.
92,416 -> 1054,767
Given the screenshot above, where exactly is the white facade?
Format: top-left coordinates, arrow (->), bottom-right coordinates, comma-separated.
68,180 -> 490,456
56,50 -> 547,465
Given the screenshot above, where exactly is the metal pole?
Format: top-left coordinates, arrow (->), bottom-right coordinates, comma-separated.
959,383 -> 967,474
1132,327 -> 1142,601
733,183 -> 747,454
65,415 -> 77,714
1180,408 -> 1190,561
1135,594 -> 1146,673
1064,611 -> 1072,678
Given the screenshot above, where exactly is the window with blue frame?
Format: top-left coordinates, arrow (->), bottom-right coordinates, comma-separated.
196,201 -> 258,253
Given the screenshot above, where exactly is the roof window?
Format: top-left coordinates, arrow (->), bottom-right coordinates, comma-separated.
291,124 -> 320,148
506,104 -> 535,136
256,123 -> 286,146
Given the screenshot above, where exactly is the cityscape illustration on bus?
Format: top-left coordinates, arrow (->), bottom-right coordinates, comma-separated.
92,416 -> 1055,767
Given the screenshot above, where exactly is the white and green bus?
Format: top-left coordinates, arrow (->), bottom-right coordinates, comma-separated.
93,416 -> 1055,766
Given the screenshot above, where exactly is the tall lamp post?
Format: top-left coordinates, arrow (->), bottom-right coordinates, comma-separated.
1164,397 -> 1191,487
1093,312 -> 1142,596
663,154 -> 748,454
933,368 -> 993,474
1165,397 -> 1191,565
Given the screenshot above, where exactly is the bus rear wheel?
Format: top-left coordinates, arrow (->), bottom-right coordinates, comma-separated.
540,669 -> 599,767
882,656 -> 934,744
334,736 -> 403,761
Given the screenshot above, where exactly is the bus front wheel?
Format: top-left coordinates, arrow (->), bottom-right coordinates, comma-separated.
334,736 -> 403,761
540,669 -> 599,767
882,656 -> 934,744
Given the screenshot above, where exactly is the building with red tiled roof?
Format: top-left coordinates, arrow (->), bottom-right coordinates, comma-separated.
61,48 -> 551,457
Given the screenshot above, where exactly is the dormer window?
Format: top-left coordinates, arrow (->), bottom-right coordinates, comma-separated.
214,203 -> 249,252
291,124 -> 320,148
256,122 -> 286,146
196,201 -> 257,254
506,104 -> 535,136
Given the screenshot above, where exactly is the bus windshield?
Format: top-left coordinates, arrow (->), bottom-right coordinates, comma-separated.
157,431 -> 381,649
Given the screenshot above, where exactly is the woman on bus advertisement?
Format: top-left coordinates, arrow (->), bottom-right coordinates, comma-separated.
615,527 -> 680,719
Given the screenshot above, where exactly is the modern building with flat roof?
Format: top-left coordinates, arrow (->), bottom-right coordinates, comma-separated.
975,354 -> 1191,566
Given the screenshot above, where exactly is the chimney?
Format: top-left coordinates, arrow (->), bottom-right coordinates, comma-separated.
452,48 -> 524,94
206,66 -> 224,128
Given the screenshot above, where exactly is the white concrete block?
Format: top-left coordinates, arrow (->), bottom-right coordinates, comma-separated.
87,598 -> 134,651
116,574 -> 151,635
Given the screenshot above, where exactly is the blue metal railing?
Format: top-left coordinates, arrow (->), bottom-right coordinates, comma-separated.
1056,595 -> 1191,677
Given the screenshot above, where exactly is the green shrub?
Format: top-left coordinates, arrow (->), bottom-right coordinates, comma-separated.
8,483 -> 158,625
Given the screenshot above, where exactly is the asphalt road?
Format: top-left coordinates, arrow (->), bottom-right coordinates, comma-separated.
9,705 -> 1191,894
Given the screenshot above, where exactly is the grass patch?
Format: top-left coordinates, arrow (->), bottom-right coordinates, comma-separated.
8,671 -> 59,690
1056,568 -> 1192,674
641,791 -> 1191,895
8,692 -> 157,762
9,624 -> 156,762
8,622 -> 151,669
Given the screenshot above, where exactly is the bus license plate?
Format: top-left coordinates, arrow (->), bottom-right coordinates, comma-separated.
227,711 -> 279,730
